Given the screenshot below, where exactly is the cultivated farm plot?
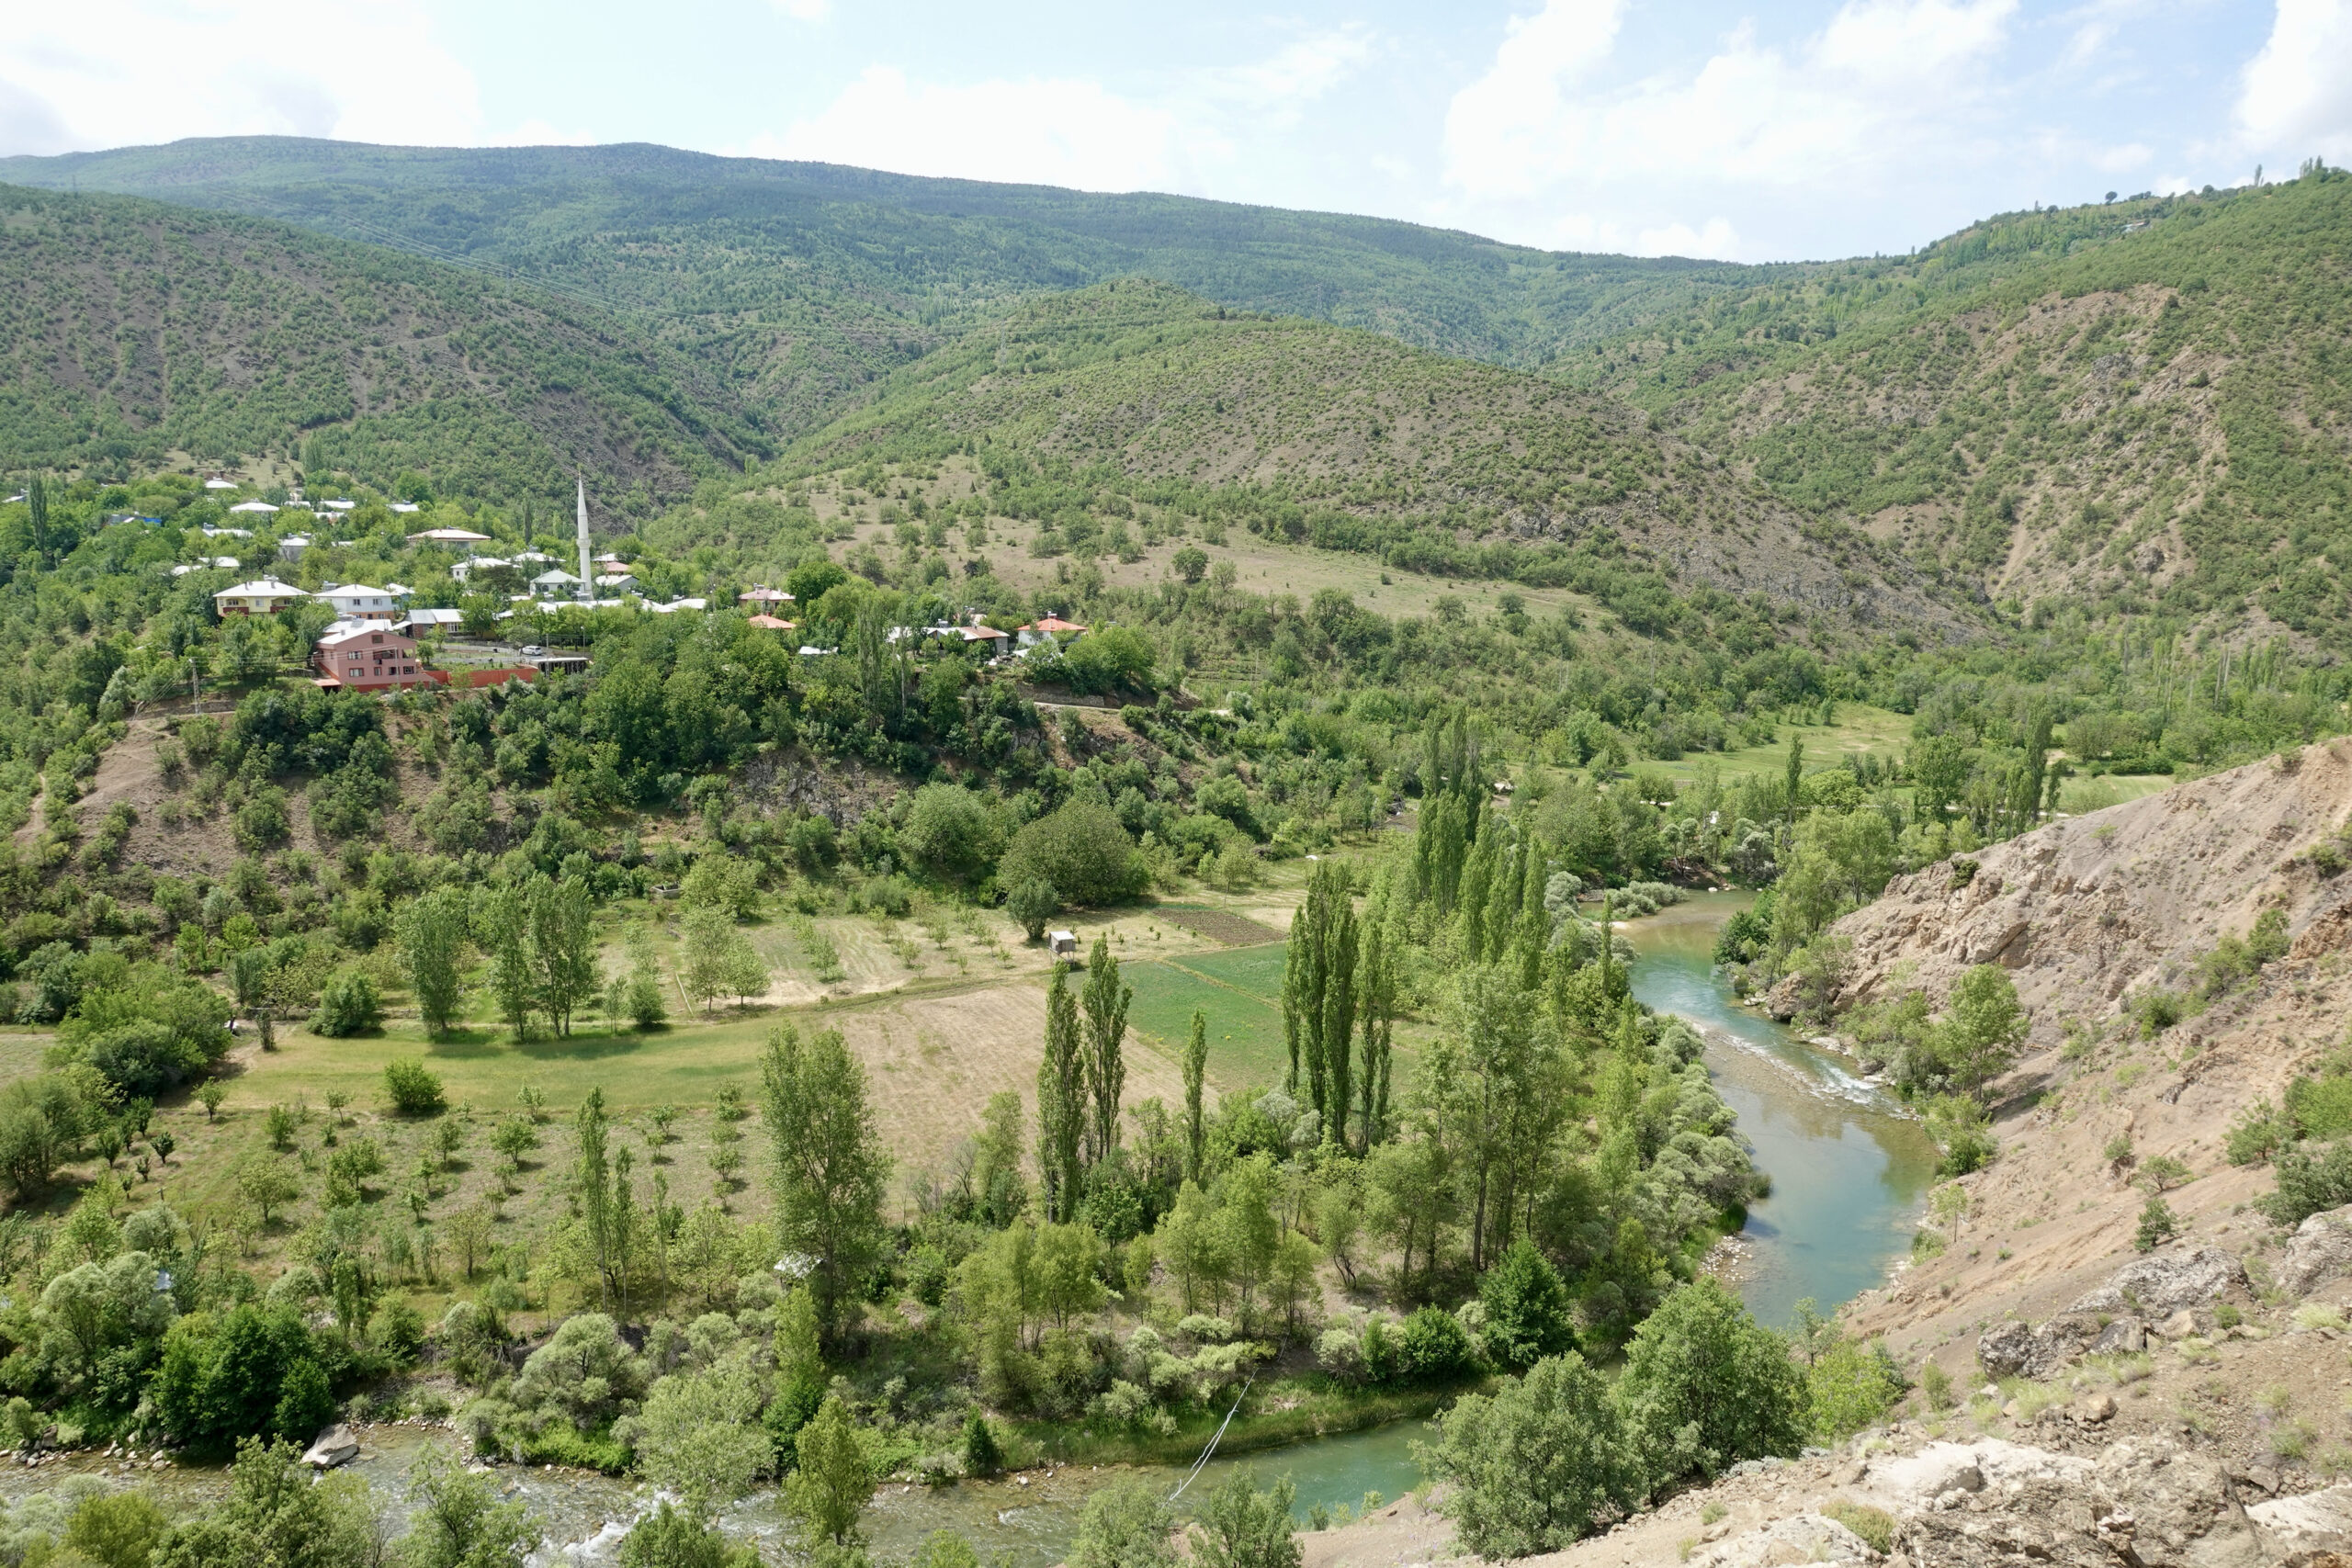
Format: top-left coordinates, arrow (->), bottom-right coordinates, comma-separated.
1124,950 -> 1289,1089
1642,704 -> 1916,787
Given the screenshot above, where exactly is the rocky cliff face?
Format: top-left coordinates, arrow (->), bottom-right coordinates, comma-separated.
1802,739 -> 2352,1039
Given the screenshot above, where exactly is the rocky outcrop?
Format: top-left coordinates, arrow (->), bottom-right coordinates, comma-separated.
1978,1317 -> 2102,1380
2245,1483 -> 2352,1559
2277,1205 -> 2352,1297
1853,1438 -> 2259,1567
1816,740 -> 2352,1040
1686,1515 -> 1878,1567
2065,1246 -> 2249,1318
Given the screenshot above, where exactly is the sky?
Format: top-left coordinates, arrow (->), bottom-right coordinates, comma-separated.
2,0 -> 2346,264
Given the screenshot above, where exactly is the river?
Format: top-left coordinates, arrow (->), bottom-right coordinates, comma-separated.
0,897 -> 1932,1562
1623,893 -> 1939,1331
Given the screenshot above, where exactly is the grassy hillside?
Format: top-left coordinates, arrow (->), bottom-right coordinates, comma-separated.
0,137 -> 1801,439
669,279 -> 1962,640
1555,172 -> 2352,648
0,182 -> 768,510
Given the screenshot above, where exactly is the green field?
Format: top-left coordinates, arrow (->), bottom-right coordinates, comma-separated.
1124,952 -> 1290,1089
1644,704 -> 1915,785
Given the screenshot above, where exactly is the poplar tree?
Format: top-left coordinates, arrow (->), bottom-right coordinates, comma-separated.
399,886 -> 469,1037
528,875 -> 600,1037
477,886 -> 536,1039
761,1023 -> 889,1344
1355,889 -> 1397,1155
1182,1010 -> 1208,1183
575,1088 -> 635,1313
1283,860 -> 1358,1141
1036,965 -> 1084,1222
1080,936 -> 1131,1168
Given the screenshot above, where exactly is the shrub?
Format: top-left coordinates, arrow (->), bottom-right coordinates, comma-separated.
1069,1480 -> 1176,1568
1618,1278 -> 1807,1483
1424,1353 -> 1642,1558
1821,1501 -> 1894,1554
311,970 -> 382,1037
1479,1239 -> 1576,1370
383,1058 -> 446,1116
961,1410 -> 1001,1477
2259,1138 -> 2352,1227
997,802 -> 1148,908
1397,1304 -> 1477,1383
2135,1195 -> 2178,1252
1805,1337 -> 1907,1440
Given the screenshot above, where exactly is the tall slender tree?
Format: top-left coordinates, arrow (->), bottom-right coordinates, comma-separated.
575,1088 -> 635,1313
1036,965 -> 1084,1222
761,1024 -> 890,1345
528,875 -> 600,1037
1182,1010 -> 1208,1183
1081,936 -> 1131,1169
399,886 -> 469,1037
1355,889 -> 1397,1156
1283,860 -> 1359,1140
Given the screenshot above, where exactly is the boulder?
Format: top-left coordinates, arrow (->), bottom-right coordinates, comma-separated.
1687,1514 -> 1880,1567
2277,1204 -> 2352,1297
1885,1437 -> 2256,1568
2091,1318 -> 2147,1355
2248,1483 -> 2352,1558
2066,1246 -> 2247,1318
1976,1315 -> 2100,1379
300,1424 -> 358,1470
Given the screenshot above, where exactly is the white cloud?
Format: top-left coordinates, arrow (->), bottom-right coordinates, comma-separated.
0,0 -> 479,157
1446,0 -> 2016,199
756,67 -> 1201,192
1439,0 -> 2018,252
772,0 -> 831,18
2236,0 -> 2352,163
756,28 -> 1378,196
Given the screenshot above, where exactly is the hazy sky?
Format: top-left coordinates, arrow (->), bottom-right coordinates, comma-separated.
4,1 -> 2346,263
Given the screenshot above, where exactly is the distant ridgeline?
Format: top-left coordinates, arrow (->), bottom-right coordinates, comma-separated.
2,138 -> 2348,649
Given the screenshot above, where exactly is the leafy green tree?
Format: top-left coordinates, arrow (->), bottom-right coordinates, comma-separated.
1424,1352 -> 1643,1557
960,1411 -> 1001,1477
620,1503 -> 763,1568
1006,877 -> 1057,942
1183,1010 -> 1208,1183
1937,964 -> 2028,1091
310,969 -> 381,1037
476,886 -> 536,1039
900,784 -> 1003,882
2136,1194 -> 2179,1252
400,886 -> 470,1037
1617,1278 -> 1807,1483
1282,858 -> 1358,1143
621,1360 -> 770,1509
384,1059 -> 446,1116
529,875 -> 601,1037
626,924 -> 670,1029
1069,1480 -> 1177,1568
760,1026 -> 889,1344
575,1088 -> 638,1314
1036,965 -> 1085,1223
401,1449 -> 537,1568
153,1307 -> 334,1453
64,1490 -> 170,1568
998,802 -> 1147,907
1479,1238 -> 1576,1370
148,1437 -> 386,1568
1805,1336 -> 1908,1441
1188,1473 -> 1299,1568
1172,546 -> 1210,584
786,1396 -> 871,1548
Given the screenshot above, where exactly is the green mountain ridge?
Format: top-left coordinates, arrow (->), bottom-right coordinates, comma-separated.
1556,173 -> 2352,649
0,182 -> 768,508
0,137 -> 1792,441
667,279 -> 1966,641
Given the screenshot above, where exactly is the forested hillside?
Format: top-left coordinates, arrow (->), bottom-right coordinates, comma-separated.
0,137 -> 1794,437
1556,169 -> 2352,648
718,279 -> 1958,638
0,183 -> 768,511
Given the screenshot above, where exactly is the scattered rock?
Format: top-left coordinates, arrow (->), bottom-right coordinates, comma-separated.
2066,1245 -> 2248,1318
2075,1393 -> 2117,1423
1687,1514 -> 1879,1567
2278,1205 -> 2352,1296
2158,1309 -> 2201,1340
300,1424 -> 358,1470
